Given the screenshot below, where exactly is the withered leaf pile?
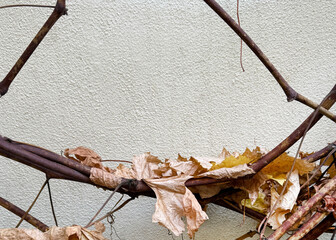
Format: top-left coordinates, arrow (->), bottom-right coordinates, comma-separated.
0,222 -> 107,240
64,146 -> 316,238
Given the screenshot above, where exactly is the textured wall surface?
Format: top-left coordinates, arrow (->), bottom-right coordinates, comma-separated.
0,0 -> 335,239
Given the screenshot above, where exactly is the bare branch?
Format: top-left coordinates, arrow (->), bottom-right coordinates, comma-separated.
203,0 -> 336,123
0,0 -> 67,97
251,85 -> 336,173
0,197 -> 48,231
300,213 -> 336,240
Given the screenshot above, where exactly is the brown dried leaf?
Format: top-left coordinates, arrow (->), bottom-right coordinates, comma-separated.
64,147 -> 103,169
233,172 -> 268,204
114,164 -> 135,179
132,153 -> 162,180
268,170 -> 300,229
242,147 -> 263,163
90,167 -> 123,189
219,148 -> 231,159
144,176 -> 208,238
198,164 -> 255,179
167,156 -> 208,176
0,224 -> 107,240
191,185 -> 222,199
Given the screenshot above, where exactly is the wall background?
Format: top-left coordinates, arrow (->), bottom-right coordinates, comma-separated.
0,0 -> 335,239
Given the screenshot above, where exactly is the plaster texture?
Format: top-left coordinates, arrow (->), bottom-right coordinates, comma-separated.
0,0 -> 335,239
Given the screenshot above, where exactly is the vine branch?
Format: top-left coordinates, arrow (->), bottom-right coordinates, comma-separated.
203,0 -> 336,123
0,197 -> 48,231
0,0 -> 67,97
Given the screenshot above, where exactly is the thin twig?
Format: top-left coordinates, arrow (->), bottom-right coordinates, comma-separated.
300,148 -> 336,190
46,178 -> 58,226
86,197 -> 134,228
304,141 -> 336,163
110,194 -> 124,212
101,160 -> 132,164
236,0 -> 244,72
259,106 -> 321,238
84,182 -> 125,228
331,226 -> 336,240
287,211 -> 327,240
16,180 -> 48,228
0,197 -> 48,231
0,4 -> 55,10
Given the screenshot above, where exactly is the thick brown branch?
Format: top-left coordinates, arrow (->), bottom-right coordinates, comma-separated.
203,0 -> 296,101
0,147 -> 73,180
303,141 -> 336,163
12,141 -> 91,176
300,213 -> 336,240
287,212 -> 326,240
0,136 -> 156,198
0,136 -> 90,183
251,85 -> 336,173
0,0 -> 66,97
203,0 -> 336,123
0,197 -> 48,231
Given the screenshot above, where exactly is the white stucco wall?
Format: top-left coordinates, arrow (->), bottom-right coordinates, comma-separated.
0,0 -> 335,239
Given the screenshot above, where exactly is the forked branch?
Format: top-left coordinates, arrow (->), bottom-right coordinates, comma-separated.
203,0 -> 336,123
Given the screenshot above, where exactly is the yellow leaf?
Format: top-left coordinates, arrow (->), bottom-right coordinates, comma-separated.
261,153 -> 315,176
242,193 -> 268,214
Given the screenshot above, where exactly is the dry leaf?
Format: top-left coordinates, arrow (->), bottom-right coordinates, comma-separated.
219,148 -> 231,159
168,156 -> 208,176
198,164 -> 255,179
114,164 -> 135,179
144,176 -> 208,238
189,156 -> 223,171
268,170 -> 300,229
191,185 -> 222,199
233,172 -> 268,204
183,188 -> 209,238
90,167 -> 123,189
0,224 -> 107,240
261,153 -> 315,176
132,153 -> 162,180
64,147 -> 103,169
242,193 -> 268,214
